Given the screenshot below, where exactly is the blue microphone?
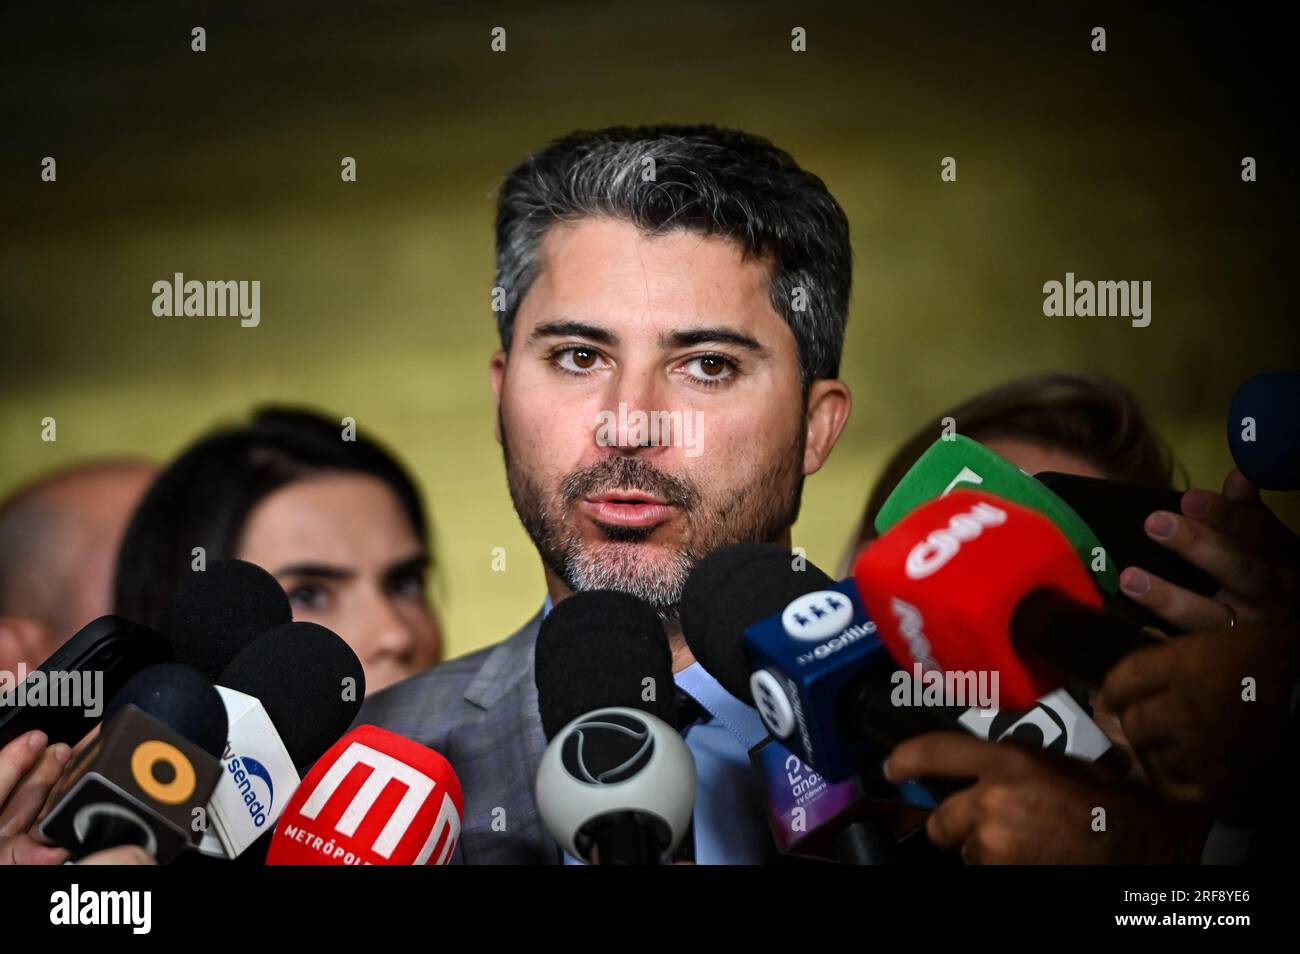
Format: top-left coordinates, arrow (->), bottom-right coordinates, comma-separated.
680,545 -> 961,786
744,580 -> 889,782
1228,371 -> 1300,490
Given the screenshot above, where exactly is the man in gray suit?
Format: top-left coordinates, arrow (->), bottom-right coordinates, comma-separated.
359,124 -> 855,863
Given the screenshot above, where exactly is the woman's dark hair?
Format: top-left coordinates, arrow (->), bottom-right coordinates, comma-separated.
846,372 -> 1185,566
113,407 -> 429,627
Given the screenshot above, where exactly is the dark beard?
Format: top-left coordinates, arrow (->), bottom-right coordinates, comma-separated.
500,406 -> 805,624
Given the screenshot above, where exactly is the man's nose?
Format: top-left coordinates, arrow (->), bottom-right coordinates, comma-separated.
596,363 -> 673,456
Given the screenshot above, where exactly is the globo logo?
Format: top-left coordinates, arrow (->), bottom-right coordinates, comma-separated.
905,501 -> 1008,579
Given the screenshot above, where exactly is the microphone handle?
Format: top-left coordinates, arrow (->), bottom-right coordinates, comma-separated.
583,811 -> 666,865
833,819 -> 895,865
77,813 -> 153,860
837,666 -> 971,800
1010,587 -> 1160,688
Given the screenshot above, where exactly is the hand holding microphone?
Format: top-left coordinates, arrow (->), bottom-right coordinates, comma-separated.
1099,619 -> 1300,820
0,727 -> 162,866
37,662 -> 228,863
0,730 -> 72,864
1118,468 -> 1299,634
1121,370 -> 1300,633
883,732 -> 1210,864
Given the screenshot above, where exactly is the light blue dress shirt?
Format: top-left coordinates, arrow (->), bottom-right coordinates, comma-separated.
542,596 -> 774,864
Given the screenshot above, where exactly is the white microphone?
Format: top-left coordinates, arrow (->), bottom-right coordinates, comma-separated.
536,706 -> 696,865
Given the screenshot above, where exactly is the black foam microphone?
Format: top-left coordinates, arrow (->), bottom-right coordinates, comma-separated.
534,591 -> 695,865
535,590 -> 678,737
679,543 -> 838,702
218,620 -> 366,772
159,559 -> 292,681
103,662 -> 229,757
41,663 -> 228,862
189,621 -> 366,863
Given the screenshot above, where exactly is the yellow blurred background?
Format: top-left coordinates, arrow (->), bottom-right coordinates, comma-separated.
3,2 -> 1296,658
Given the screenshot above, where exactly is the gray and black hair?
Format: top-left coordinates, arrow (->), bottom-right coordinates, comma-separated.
492,124 -> 852,388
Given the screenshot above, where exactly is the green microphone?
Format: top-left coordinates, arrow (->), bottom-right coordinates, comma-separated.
873,434 -> 1119,593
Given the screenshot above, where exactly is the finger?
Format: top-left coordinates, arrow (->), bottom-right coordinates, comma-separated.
1148,775 -> 1211,807
1136,748 -> 1212,806
925,786 -> 983,851
885,732 -> 1024,783
0,743 -> 71,838
1144,512 -> 1273,601
1117,696 -> 1178,751
1222,469 -> 1261,505
35,727 -> 98,828
0,731 -> 47,805
1119,566 -> 1240,631
1180,489 -> 1275,553
961,831 -> 994,866
1098,643 -> 1173,712
964,823 -> 1022,865
78,845 -> 155,865
0,832 -> 68,866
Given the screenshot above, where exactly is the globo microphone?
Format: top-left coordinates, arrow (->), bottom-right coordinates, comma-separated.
265,725 -> 464,865
1228,370 -> 1300,490
40,663 -> 227,862
534,591 -> 695,865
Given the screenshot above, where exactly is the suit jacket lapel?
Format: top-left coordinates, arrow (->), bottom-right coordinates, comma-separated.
449,612 -> 559,864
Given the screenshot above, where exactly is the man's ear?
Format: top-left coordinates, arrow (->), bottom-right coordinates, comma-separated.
489,349 -> 507,446
803,379 -> 852,477
0,616 -> 57,672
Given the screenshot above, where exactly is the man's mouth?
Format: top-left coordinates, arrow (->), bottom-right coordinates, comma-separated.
579,491 -> 678,529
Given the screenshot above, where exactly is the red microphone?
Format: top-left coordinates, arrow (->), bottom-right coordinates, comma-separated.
265,724 -> 464,866
852,489 -> 1111,711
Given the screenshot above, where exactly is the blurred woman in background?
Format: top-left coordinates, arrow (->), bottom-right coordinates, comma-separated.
114,407 -> 443,692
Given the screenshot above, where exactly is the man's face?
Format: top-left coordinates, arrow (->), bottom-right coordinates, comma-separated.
492,217 -> 826,620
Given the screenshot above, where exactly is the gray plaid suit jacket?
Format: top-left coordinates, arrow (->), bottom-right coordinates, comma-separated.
354,610 -> 561,864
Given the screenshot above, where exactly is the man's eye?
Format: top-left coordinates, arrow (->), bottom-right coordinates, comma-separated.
555,347 -> 604,374
682,354 -> 737,384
